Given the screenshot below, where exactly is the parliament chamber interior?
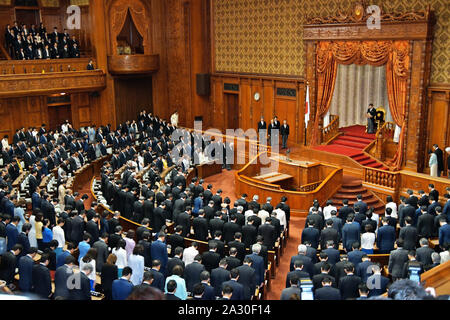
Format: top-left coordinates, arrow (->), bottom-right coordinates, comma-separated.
0,0 -> 449,303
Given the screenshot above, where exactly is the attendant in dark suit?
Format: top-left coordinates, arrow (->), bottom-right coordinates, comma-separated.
236,257 -> 257,300
112,267 -> 134,300
257,116 -> 267,144
339,263 -> 362,300
192,210 -> 208,241
320,220 -> 340,250
32,254 -> 52,299
433,144 -> 444,177
18,247 -> 38,292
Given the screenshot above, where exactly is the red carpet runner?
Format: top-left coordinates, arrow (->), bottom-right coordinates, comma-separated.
313,125 -> 389,170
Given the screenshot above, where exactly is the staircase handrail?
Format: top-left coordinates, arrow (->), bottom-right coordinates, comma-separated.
321,114 -> 340,144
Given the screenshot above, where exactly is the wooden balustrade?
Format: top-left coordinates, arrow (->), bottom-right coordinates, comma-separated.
363,167 -> 399,189
298,181 -> 322,192
364,121 -> 396,168
321,114 -> 339,144
0,58 -> 95,75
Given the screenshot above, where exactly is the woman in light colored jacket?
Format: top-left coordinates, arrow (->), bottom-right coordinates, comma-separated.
128,245 -> 145,286
429,150 -> 438,177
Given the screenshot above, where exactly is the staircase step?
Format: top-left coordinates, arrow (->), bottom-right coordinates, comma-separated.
341,182 -> 363,189
331,139 -> 369,149
338,135 -> 373,144
333,192 -> 373,200
359,159 -> 377,166
351,154 -> 370,162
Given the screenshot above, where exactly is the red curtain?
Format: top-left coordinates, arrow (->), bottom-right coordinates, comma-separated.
310,40 -> 410,170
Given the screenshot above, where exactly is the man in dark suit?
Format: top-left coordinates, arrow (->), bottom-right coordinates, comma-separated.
418,190 -> 430,208
166,246 -> 185,276
54,255 -> 77,299
399,216 -> 418,250
377,217 -> 396,254
202,241 -> 221,273
245,243 -> 265,288
323,241 -> 340,266
221,268 -> 244,300
312,262 -> 336,291
290,244 -> 314,278
257,116 -> 267,144
438,217 -> 450,249
70,210 -> 86,246
342,215 -> 360,252
242,216 -> 257,248
211,258 -> 231,297
112,267 -> 134,300
85,214 -> 100,243
302,218 -> 320,249
228,232 -> 247,262
388,239 -> 409,281
258,217 -> 277,250
433,144 -> 444,177
320,219 -> 340,250
315,277 -> 341,300
417,206 -> 436,239
347,242 -> 365,269
184,254 -> 205,293
151,233 -> 168,276
209,212 -> 225,237
236,257 -> 257,300
367,264 -> 390,297
167,226 -> 185,254
286,260 -> 311,288
223,215 -> 241,244
149,260 -> 165,292
69,264 -> 92,300
280,119 -> 290,149
0,244 -> 22,285
197,270 -> 216,300
175,208 -> 192,238
193,209 -> 208,241
339,263 -> 362,300
416,238 -> 434,266
18,246 -> 37,292
354,195 -> 368,216
226,247 -> 242,271
32,253 -> 52,299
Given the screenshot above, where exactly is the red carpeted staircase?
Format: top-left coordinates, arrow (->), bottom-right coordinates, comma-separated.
330,176 -> 385,216
313,125 -> 389,170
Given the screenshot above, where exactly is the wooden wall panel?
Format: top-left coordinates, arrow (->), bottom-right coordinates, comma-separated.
211,74 -> 305,144
426,84 -> 450,175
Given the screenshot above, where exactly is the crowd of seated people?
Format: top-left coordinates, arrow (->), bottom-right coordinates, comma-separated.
5,21 -> 80,60
282,188 -> 450,300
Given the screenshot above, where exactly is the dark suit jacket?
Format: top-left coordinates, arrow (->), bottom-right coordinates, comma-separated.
54,264 -> 74,299
339,274 -> 362,300
92,240 -> 109,272
222,279 -> 244,300
376,225 -> 396,253
193,216 -> 208,241
149,268 -> 165,292
184,261 -> 205,293
312,273 -> 337,291
246,253 -> 265,285
223,222 -> 241,244
258,223 -> 277,249
150,240 -> 168,275
242,224 -> 257,248
399,225 -> 418,250
70,215 -> 85,245
227,240 -> 246,262
416,246 -> 434,266
301,227 -> 320,249
202,251 -> 221,273
319,227 -> 339,250
286,269 -> 310,288
315,286 -> 341,300
211,266 -> 231,297
167,234 -> 185,254
417,213 -> 435,239
112,278 -> 134,300
85,220 -> 99,243
69,271 -> 91,300
348,250 -> 365,268
32,263 -> 52,298
289,254 -> 314,278
18,255 -> 34,292
388,248 -> 409,278
323,248 -> 340,265
226,256 -> 242,271
166,256 -> 185,276
0,252 -> 17,284
236,264 -> 257,300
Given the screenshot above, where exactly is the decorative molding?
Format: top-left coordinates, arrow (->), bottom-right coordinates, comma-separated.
107,54 -> 160,75
0,70 -> 106,98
